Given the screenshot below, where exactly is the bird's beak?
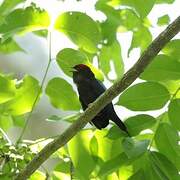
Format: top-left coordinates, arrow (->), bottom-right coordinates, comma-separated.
69,67 -> 77,73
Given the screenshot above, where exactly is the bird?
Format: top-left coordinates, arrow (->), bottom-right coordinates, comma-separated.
72,64 -> 129,135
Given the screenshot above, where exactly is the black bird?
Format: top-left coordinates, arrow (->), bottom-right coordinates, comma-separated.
72,64 -> 129,135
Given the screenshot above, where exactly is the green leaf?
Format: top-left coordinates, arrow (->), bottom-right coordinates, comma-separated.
46,77 -> 80,111
12,115 -> 25,127
155,123 -> 180,170
33,29 -> 48,38
98,152 -> 129,177
160,80 -> 180,98
168,99 -> 180,131
124,114 -> 156,136
47,112 -> 81,123
128,26 -> 152,55
121,0 -> 155,18
56,48 -> 104,80
0,115 -> 13,131
52,161 -> 71,180
98,40 -> 124,80
56,48 -> 88,77
155,0 -> 175,4
0,38 -> 24,54
94,129 -> 122,161
55,12 -> 101,53
0,5 -> 50,40
0,75 -> 16,104
157,14 -> 170,26
163,39 -> 180,62
122,138 -> 149,159
30,170 -> 46,180
67,130 -> 96,179
95,2 -> 141,44
106,125 -> 127,140
4,75 -> 41,115
140,55 -> 180,81
128,169 -> 144,180
0,0 -> 25,16
118,82 -> 170,111
149,152 -> 179,180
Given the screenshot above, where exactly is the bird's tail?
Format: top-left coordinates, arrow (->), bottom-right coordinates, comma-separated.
111,113 -> 130,136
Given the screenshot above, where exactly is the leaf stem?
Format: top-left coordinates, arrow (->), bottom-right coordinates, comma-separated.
0,128 -> 12,144
16,31 -> 52,145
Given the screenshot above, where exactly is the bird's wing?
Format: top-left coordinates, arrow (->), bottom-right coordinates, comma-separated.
79,96 -> 87,110
91,79 -> 106,97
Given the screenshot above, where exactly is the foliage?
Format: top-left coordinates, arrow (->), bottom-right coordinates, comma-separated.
0,0 -> 179,179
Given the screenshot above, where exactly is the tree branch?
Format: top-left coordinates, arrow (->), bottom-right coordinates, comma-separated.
16,16 -> 180,180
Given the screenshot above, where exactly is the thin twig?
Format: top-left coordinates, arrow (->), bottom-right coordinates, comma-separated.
16,31 -> 52,145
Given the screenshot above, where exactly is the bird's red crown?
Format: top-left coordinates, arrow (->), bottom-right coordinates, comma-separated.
73,64 -> 90,70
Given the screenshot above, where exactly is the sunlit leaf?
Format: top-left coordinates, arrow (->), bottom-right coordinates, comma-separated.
157,14 -> 170,26
46,77 -> 80,111
52,161 -> 71,180
163,39 -> 180,62
155,123 -> 180,169
0,115 -> 13,131
56,48 -> 104,81
118,82 -> 170,111
98,152 -> 129,177
4,75 -> 41,115
160,80 -> 180,98
108,0 -> 155,18
0,38 -> 24,54
0,4 -> 50,40
67,129 -> 95,179
128,26 -> 152,55
56,48 -> 88,77
30,170 -> 46,180
95,2 -> 141,44
33,29 -> 48,38
0,75 -> 16,104
168,99 -> 180,131
55,11 -> 101,53
0,0 -> 25,16
98,40 -> 124,80
124,114 -> 156,136
156,0 -> 175,4
140,55 -> 180,81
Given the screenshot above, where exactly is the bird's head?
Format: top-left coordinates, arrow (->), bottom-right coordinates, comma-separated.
72,64 -> 95,84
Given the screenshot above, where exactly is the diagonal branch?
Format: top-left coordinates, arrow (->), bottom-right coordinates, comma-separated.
16,16 -> 180,180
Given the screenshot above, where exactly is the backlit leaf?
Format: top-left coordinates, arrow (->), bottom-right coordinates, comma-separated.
98,40 -> 124,80
118,82 -> 170,111
157,14 -> 170,26
0,75 -> 16,104
4,75 -> 41,115
141,55 -> 180,81
155,123 -> 180,169
168,99 -> 180,131
124,114 -> 156,136
0,38 -> 24,54
55,12 -> 101,53
0,4 -> 50,40
46,77 -> 80,111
